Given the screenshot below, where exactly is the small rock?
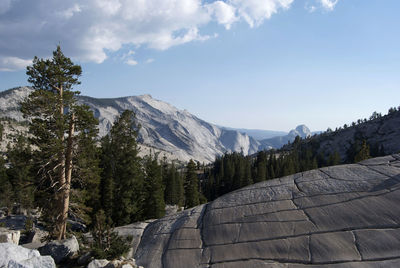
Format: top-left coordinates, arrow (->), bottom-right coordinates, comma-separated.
38,235 -> 79,263
77,251 -> 93,265
87,259 -> 109,268
0,242 -> 56,268
121,264 -> 134,268
26,228 -> 49,243
0,228 -> 20,244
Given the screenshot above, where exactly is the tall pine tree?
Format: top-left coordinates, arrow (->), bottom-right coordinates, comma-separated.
100,110 -> 144,225
143,155 -> 165,219
22,46 -> 98,239
184,160 -> 200,208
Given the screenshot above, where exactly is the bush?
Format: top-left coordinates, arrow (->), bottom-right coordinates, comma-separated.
90,210 -> 131,260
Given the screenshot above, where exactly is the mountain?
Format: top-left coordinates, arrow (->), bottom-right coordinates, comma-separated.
0,87 -> 261,163
259,124 -> 312,149
284,110 -> 400,162
220,127 -> 287,141
134,154 -> 400,267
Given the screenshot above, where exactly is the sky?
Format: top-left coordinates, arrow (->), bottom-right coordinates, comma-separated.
0,0 -> 399,132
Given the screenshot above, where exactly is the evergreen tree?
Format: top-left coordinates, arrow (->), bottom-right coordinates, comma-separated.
100,110 -> 144,225
164,163 -> 183,206
21,46 -> 96,239
143,155 -> 165,219
354,140 -> 371,162
99,137 -> 114,224
70,105 -> 101,226
328,151 -> 341,166
184,160 -> 200,208
6,135 -> 34,209
0,155 -> 13,210
254,151 -> 267,183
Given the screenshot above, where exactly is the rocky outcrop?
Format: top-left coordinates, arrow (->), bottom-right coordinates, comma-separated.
135,154 -> 400,267
0,242 -> 56,268
259,124 -> 312,149
0,228 -> 20,244
114,220 -> 155,259
38,235 -> 79,263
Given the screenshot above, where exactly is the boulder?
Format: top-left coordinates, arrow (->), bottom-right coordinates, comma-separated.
0,242 -> 55,268
38,235 -> 79,263
0,228 -> 20,244
135,154 -> 400,268
26,228 -> 49,243
77,251 -> 93,265
114,220 -> 154,258
87,259 -> 109,268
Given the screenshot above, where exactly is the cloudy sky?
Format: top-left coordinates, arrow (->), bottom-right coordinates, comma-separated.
0,0 -> 399,131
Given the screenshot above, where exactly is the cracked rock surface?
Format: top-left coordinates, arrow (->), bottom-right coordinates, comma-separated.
135,154 -> 400,268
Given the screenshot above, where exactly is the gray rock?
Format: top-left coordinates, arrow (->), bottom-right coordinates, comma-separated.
87,259 -> 110,268
135,154 -> 400,267
114,220 -> 154,258
0,242 -> 56,268
38,235 -> 79,263
77,251 -> 93,265
0,228 -> 20,244
26,228 -> 49,244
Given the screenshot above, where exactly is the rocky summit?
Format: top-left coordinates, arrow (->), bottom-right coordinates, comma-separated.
135,154 -> 400,267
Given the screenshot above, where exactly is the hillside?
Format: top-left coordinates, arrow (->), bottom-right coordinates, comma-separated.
283,110 -> 400,162
0,87 -> 261,163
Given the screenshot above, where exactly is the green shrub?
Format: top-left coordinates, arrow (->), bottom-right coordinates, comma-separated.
90,210 -> 131,260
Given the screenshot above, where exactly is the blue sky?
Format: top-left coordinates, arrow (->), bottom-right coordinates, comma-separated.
1,0 -> 399,132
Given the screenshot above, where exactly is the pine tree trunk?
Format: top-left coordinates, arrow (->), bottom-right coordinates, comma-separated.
58,113 -> 75,239
56,85 -> 66,240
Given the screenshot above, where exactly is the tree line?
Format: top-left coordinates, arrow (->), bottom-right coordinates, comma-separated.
201,131 -> 384,201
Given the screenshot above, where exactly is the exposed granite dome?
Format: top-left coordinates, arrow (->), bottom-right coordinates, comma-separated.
135,154 -> 400,267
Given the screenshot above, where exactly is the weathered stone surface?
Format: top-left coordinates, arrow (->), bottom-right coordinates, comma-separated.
0,228 -> 20,244
38,235 -> 79,263
135,155 -> 400,267
87,259 -> 109,268
0,242 -> 56,268
114,220 -> 155,258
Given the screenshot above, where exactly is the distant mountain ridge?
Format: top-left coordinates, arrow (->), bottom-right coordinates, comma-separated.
0,87 -> 262,162
220,127 -> 287,141
0,87 -> 318,162
259,124 -> 312,149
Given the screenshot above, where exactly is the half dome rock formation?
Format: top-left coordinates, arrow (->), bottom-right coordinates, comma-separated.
135,154 -> 400,267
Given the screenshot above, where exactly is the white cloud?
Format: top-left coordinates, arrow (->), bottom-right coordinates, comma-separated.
126,59 -> 138,66
58,4 -> 82,19
0,57 -> 32,72
307,0 -> 338,12
319,0 -> 338,11
208,1 -> 237,29
228,0 -> 294,27
0,0 -> 339,71
146,58 -> 155,64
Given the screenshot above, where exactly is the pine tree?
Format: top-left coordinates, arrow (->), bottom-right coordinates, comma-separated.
328,151 -> 341,166
354,140 -> 371,162
0,155 -> 13,210
184,160 -> 200,208
164,163 -> 181,205
6,135 -> 34,209
100,110 -> 144,225
21,46 -> 94,239
70,105 -> 101,226
143,155 -> 165,219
